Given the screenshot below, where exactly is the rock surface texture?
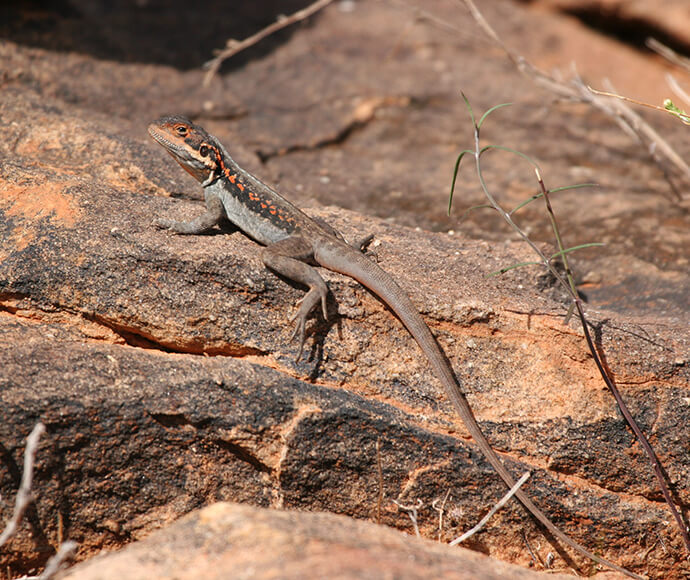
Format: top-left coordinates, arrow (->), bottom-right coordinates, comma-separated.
57,502 -> 579,580
1,0 -> 688,579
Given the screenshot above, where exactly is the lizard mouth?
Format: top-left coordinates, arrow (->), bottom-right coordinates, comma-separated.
148,124 -> 214,183
148,124 -> 186,156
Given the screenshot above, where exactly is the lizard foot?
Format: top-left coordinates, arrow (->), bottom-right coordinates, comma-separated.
152,218 -> 176,230
287,288 -> 329,360
352,233 -> 379,261
354,233 -> 375,253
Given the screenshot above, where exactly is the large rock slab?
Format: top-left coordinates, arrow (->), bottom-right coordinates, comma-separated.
57,502 -> 579,580
1,1 -> 689,579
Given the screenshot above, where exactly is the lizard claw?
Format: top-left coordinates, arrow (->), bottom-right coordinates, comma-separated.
152,218 -> 179,232
287,290 -> 329,360
289,317 -> 307,360
287,306 -> 307,360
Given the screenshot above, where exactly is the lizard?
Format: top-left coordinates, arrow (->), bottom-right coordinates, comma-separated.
148,115 -> 643,579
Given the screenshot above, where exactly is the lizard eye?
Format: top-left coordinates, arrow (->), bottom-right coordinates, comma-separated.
199,145 -> 210,157
174,124 -> 188,136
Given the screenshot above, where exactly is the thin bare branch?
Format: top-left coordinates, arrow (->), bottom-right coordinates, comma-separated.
393,499 -> 423,538
0,422 -> 46,547
450,472 -> 530,546
432,489 -> 451,542
521,530 -> 547,570
39,540 -> 78,580
375,437 -> 383,525
588,86 -> 674,115
387,0 -> 475,39
667,74 -> 690,108
203,0 -> 335,87
569,295 -> 690,554
646,38 -> 690,73
459,0 -> 690,201
597,77 -> 690,194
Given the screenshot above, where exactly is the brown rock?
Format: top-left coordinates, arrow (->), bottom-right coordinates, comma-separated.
57,502 -> 579,580
526,0 -> 690,51
1,1 -> 689,579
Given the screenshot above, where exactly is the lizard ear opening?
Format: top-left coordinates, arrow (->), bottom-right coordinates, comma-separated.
199,145 -> 210,157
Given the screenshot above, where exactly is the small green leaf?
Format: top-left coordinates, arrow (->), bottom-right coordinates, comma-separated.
549,182 -> 598,193
479,145 -> 540,171
550,242 -> 605,260
459,203 -> 496,220
510,182 -> 598,215
663,99 -> 690,125
449,149 -> 474,213
510,193 -> 542,215
460,92 -> 476,128
477,102 -> 513,129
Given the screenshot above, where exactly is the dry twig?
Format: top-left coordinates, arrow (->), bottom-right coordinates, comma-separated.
203,0 -> 335,87
431,489 -> 451,542
450,472 -> 530,546
459,0 -> 690,201
521,530 -> 547,570
646,38 -> 690,73
39,540 -> 78,580
0,422 -> 46,548
375,437 -> 383,525
587,84 -> 690,122
393,498 -> 423,538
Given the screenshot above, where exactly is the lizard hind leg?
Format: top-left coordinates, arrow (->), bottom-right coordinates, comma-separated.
261,237 -> 329,359
311,215 -> 374,255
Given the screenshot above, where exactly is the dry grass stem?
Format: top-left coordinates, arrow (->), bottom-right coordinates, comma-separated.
646,38 -> 690,73
449,472 -> 530,546
39,540 -> 78,580
0,422 -> 46,548
459,0 -> 690,201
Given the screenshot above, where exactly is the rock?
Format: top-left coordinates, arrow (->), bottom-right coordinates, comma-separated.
1,1 -> 688,579
57,502 -> 579,580
526,0 -> 690,51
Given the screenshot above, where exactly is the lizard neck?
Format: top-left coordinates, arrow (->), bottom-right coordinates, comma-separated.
204,140 -> 309,241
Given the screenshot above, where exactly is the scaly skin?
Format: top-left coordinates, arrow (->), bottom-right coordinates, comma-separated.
148,115 -> 643,579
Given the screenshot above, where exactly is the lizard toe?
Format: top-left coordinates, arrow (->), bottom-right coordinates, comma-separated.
288,315 -> 307,360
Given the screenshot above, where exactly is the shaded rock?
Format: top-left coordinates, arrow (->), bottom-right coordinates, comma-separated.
526,0 -> 690,51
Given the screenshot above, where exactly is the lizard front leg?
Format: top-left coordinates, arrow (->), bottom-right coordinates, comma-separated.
261,236 -> 328,358
154,194 -> 225,234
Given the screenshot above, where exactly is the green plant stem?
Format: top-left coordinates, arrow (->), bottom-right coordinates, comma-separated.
575,297 -> 690,553
464,104 -> 690,554
536,176 -> 690,554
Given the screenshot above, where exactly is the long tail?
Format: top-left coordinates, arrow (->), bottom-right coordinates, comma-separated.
316,243 -> 643,579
